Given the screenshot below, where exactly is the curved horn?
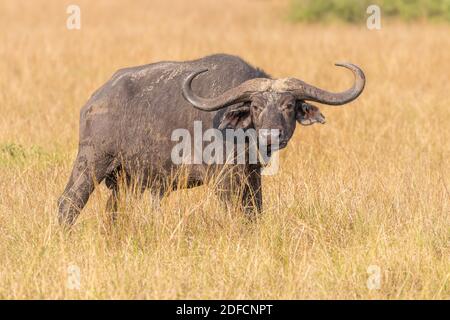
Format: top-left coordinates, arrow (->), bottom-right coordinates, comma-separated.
285,63 -> 365,105
182,69 -> 271,111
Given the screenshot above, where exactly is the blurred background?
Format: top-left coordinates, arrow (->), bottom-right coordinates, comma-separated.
291,0 -> 450,22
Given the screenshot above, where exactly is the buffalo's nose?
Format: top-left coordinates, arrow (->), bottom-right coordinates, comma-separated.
259,129 -> 283,145
318,113 -> 326,124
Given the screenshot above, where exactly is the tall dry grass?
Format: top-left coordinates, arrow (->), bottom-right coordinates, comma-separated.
0,0 -> 448,299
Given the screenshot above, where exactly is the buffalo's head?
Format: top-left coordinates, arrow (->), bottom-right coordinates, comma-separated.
182,63 -> 365,150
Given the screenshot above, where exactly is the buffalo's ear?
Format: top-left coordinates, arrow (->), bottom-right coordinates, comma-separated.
295,101 -> 308,122
218,104 -> 252,130
295,100 -> 314,126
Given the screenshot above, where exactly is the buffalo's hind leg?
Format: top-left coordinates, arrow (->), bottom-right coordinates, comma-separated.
105,183 -> 119,224
104,167 -> 124,224
103,172 -> 164,229
58,152 -> 112,227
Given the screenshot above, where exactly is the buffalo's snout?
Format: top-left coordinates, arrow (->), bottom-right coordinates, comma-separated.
317,112 -> 326,124
259,128 -> 286,148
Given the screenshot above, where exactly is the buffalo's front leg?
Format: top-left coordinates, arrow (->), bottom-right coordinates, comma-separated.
241,166 -> 262,219
215,164 -> 262,219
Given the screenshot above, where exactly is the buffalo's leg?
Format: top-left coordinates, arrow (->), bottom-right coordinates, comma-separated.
148,189 -> 165,212
104,168 -> 123,224
105,185 -> 119,224
241,166 -> 262,219
58,152 -> 110,227
104,170 -> 165,224
215,165 -> 262,219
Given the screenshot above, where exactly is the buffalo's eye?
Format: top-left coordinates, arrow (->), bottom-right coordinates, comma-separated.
252,103 -> 264,111
283,102 -> 295,111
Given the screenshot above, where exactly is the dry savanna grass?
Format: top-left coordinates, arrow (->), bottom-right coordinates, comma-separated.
0,0 -> 449,299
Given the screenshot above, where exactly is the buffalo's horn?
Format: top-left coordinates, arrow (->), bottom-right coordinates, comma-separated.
284,63 -> 365,105
182,69 -> 271,111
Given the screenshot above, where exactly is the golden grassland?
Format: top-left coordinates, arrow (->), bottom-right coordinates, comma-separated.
0,0 -> 449,299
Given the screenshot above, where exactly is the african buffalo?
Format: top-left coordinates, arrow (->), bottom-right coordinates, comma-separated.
58,54 -> 365,226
